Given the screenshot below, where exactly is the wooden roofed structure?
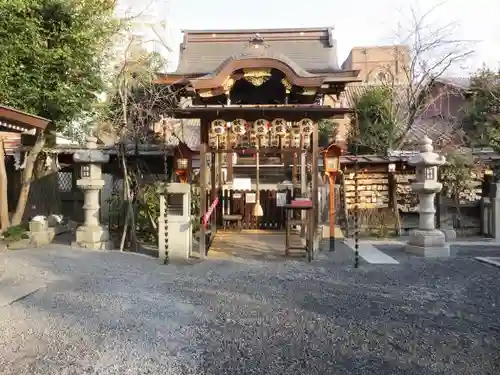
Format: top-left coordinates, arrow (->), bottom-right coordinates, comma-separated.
154,27 -> 361,261
0,104 -> 50,229
0,104 -> 50,154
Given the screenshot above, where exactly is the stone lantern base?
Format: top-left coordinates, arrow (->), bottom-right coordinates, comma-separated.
72,225 -> 113,250
405,229 -> 450,257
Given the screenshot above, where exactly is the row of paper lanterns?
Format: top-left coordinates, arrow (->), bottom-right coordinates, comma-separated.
210,118 -> 314,136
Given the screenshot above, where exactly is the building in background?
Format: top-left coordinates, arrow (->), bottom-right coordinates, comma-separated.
115,0 -> 175,71
341,45 -> 410,84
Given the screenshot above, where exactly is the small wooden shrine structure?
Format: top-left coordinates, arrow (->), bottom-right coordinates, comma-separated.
155,28 -> 360,259
0,104 -> 50,228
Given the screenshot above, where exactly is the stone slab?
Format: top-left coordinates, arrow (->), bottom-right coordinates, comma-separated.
475,257 -> 500,268
345,239 -> 399,264
405,243 -> 451,257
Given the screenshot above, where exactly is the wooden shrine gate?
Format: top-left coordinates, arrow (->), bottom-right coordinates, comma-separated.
207,189 -> 291,230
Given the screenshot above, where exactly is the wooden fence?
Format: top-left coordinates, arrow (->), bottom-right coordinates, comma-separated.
205,189 -> 292,230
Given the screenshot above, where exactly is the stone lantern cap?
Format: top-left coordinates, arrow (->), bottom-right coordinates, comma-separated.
73,136 -> 110,164
407,136 -> 446,167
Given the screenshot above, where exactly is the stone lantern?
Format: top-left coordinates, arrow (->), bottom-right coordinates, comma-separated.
72,136 -> 113,250
405,136 -> 449,257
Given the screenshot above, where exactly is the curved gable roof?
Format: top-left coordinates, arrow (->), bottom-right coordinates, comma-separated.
174,27 -> 340,76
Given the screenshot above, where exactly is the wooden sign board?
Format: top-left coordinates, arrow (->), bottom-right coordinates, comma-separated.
245,193 -> 256,203
276,192 -> 287,207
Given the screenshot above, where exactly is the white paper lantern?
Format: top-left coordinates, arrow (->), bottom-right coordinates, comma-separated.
253,118 -> 269,136
231,118 -> 247,135
298,118 -> 313,135
211,119 -> 226,135
271,118 -> 288,136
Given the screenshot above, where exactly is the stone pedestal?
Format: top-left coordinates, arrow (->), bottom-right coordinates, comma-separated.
71,136 -> 113,250
158,183 -> 191,261
404,137 -> 450,257
29,218 -> 54,247
75,225 -> 112,250
405,229 -> 450,257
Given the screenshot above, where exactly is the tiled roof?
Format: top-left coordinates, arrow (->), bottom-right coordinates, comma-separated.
405,117 -> 463,146
174,27 -> 340,75
435,77 -> 471,90
164,118 -> 200,151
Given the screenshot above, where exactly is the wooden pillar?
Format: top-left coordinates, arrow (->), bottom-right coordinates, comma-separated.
217,153 -> 223,187
227,152 -> 233,182
310,122 -> 319,258
199,135 -> 208,260
211,152 -> 217,235
300,151 -> 307,235
0,136 -> 9,230
328,173 -> 335,249
292,152 -> 298,187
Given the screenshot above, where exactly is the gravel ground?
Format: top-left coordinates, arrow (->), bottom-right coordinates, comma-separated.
0,244 -> 499,375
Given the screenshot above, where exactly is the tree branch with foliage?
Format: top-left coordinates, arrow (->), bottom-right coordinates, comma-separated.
462,68 -> 500,150
347,85 -> 403,154
101,25 -> 184,249
365,1 -> 476,150
0,0 -> 119,227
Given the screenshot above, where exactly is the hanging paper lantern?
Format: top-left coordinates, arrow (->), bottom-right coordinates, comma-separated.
208,132 -> 218,148
303,136 -> 311,149
249,131 -> 258,147
253,118 -> 269,136
229,133 -> 238,148
211,119 -> 226,135
298,118 -> 314,135
271,118 -> 288,136
282,133 -> 291,148
290,135 -> 301,148
231,118 -> 247,135
269,135 -> 279,147
240,133 -> 250,147
260,136 -> 269,147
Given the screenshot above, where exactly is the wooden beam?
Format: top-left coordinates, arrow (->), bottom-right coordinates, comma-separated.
0,104 -> 50,130
209,147 -> 308,154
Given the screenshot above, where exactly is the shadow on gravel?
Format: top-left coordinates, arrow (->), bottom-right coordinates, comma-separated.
1,248 -> 499,375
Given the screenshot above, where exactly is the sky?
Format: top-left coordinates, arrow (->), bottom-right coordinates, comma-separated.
120,0 -> 500,75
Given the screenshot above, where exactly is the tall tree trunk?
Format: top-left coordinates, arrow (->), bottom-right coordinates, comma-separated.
0,137 -> 10,230
11,132 -> 46,226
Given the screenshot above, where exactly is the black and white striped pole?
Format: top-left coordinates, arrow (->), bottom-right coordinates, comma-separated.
354,155 -> 360,268
354,114 -> 360,269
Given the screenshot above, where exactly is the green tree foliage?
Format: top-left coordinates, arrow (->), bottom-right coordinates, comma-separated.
317,119 -> 338,148
462,69 -> 500,150
347,86 -> 402,154
0,0 -> 119,129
